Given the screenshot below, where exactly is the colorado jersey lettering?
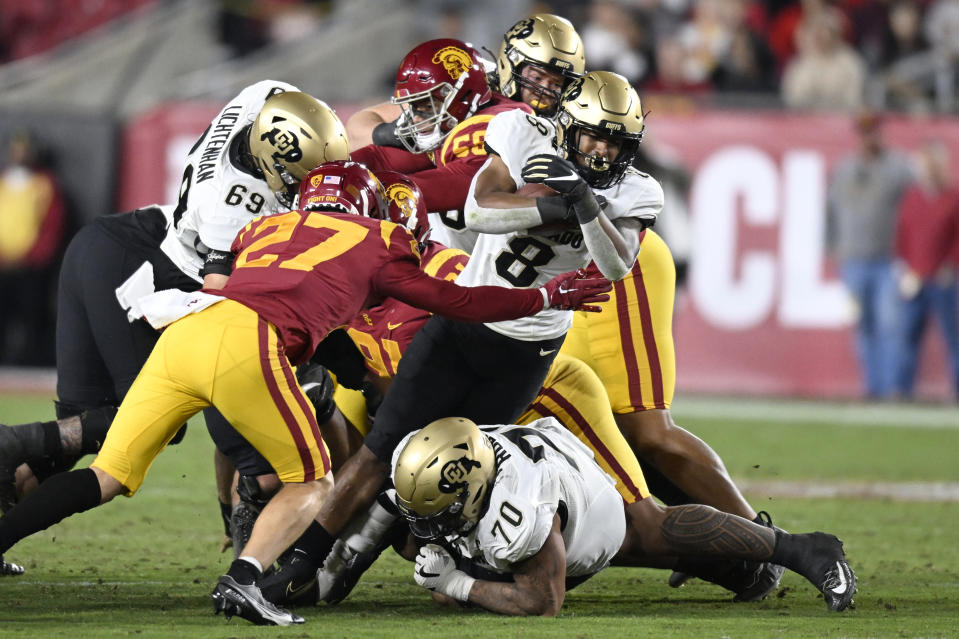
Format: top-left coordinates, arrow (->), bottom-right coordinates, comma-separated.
457,109 -> 665,340
160,80 -> 299,282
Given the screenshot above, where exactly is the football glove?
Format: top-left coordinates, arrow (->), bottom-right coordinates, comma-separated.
521,154 -> 602,224
540,269 -> 612,312
371,119 -> 405,149
413,544 -> 475,602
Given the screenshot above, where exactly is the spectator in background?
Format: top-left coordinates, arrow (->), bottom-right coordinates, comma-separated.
893,140 -> 959,399
878,1 -> 936,113
826,110 -> 913,399
710,0 -> 777,93
581,0 -> 654,85
781,9 -> 865,111
0,130 -> 66,366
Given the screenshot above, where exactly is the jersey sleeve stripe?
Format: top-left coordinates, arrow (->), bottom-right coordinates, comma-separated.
629,262 -> 666,410
438,114 -> 495,162
535,388 -> 647,502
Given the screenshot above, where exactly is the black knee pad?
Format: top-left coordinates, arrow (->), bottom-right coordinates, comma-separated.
236,474 -> 277,508
296,362 -> 336,423
54,400 -> 84,420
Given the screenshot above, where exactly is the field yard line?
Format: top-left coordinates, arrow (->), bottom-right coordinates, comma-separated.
672,395 -> 958,429
735,479 -> 959,501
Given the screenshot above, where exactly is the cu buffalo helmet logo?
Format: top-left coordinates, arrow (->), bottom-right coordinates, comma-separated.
431,46 -> 473,81
506,18 -> 535,43
438,456 -> 481,494
260,115 -> 303,163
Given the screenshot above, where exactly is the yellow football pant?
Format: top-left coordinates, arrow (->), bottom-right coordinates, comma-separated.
519,354 -> 650,504
561,229 -> 676,413
93,300 -> 330,494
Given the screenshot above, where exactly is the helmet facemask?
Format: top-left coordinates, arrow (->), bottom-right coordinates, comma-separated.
508,58 -> 578,117
393,79 -> 467,154
559,117 -> 643,189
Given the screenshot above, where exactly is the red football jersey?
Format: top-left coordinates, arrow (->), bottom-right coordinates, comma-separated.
220,210 -> 421,364
216,211 -> 543,364
346,242 -> 470,377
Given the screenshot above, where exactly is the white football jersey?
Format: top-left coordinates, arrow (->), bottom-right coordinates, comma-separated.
159,80 -> 300,282
393,418 -> 626,578
457,109 -> 664,340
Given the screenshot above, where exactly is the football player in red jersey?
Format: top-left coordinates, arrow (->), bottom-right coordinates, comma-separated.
346,38 -> 533,253
0,162 -> 610,627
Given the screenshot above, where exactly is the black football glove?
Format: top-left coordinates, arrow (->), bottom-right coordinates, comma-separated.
522,154 -> 601,224
371,119 -> 405,149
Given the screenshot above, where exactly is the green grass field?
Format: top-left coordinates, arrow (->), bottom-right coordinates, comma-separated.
1,393 -> 958,638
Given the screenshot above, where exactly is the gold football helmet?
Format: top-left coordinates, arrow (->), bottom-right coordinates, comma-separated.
495,13 -> 585,116
249,92 -> 350,207
393,417 -> 497,538
554,70 -> 645,189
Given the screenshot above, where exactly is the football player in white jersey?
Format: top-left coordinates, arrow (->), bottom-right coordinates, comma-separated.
393,417 -> 857,616
289,73 -> 640,586
0,85 -> 349,549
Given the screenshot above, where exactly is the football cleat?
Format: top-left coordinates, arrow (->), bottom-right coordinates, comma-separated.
0,425 -> 25,513
733,511 -> 786,603
229,500 -> 260,558
792,532 -> 857,612
0,555 -> 25,576
211,575 -> 305,625
257,549 -> 319,607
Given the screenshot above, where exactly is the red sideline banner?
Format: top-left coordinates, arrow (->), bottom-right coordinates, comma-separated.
118,105 -> 959,400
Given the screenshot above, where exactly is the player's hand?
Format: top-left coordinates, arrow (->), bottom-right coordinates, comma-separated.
219,535 -> 233,554
371,119 -> 405,149
540,269 -> 612,312
413,544 -> 475,602
522,154 -> 601,224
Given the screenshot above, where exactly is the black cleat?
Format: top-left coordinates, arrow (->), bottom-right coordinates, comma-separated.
1,555 -> 25,576
211,575 -> 305,625
257,549 -> 319,607
0,425 -> 25,513
793,533 -> 857,611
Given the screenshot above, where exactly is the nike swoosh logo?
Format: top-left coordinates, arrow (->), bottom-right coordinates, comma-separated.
539,349 -> 556,356
549,173 -> 580,182
387,322 -> 403,330
417,566 -> 440,578
285,576 -> 317,599
830,562 -> 847,594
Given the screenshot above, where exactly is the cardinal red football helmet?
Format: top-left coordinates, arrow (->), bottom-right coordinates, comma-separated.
375,170 -> 430,244
392,38 -> 493,154
297,161 -> 388,218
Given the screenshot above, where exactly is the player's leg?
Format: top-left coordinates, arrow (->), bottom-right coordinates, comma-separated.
518,354 -> 649,504
206,302 -> 334,625
614,497 -> 856,611
0,320 -> 207,559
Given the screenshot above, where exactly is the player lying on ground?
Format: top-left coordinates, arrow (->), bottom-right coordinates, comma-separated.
0,161 -> 611,626
393,417 -> 857,615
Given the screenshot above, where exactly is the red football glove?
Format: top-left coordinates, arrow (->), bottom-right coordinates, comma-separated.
540,269 -> 612,312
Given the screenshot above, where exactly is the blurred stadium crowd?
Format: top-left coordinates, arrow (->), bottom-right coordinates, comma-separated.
2,0 -> 957,112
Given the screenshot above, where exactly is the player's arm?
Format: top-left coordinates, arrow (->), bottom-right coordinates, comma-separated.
351,144 -> 434,174
346,101 -> 403,150
375,258 -> 612,317
522,155 -> 643,280
405,159 -> 487,213
416,514 -> 567,616
464,154 -> 572,233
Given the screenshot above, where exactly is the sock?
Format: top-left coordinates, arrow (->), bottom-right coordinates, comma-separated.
227,557 -> 262,585
79,406 -> 117,455
294,522 -> 335,566
769,530 -> 803,570
0,468 -> 101,554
